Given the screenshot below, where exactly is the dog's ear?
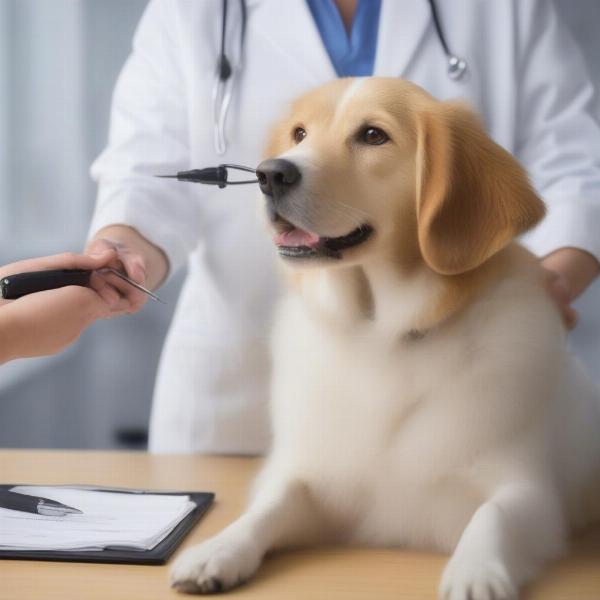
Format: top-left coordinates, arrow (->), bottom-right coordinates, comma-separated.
415,103 -> 545,275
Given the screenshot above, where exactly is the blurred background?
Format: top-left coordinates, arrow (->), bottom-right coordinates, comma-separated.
0,0 -> 599,450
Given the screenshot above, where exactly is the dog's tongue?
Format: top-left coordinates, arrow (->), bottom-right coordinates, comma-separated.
274,228 -> 321,247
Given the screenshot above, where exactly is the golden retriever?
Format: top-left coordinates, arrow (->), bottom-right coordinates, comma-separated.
171,77 -> 600,600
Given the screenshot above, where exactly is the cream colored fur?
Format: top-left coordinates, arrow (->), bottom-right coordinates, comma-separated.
171,78 -> 600,600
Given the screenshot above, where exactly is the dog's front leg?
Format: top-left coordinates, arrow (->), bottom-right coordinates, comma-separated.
170,476 -> 322,594
439,481 -> 566,600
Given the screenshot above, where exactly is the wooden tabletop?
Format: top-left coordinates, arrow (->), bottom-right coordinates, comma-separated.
0,450 -> 599,600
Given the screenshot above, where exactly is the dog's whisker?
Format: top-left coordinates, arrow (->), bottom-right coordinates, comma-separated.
332,199 -> 370,221
324,199 -> 365,232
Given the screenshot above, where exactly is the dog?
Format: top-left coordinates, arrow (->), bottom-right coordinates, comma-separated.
170,77 -> 600,599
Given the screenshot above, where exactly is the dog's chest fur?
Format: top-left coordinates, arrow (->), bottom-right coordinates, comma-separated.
267,255 -> 600,551
270,310 -> 479,550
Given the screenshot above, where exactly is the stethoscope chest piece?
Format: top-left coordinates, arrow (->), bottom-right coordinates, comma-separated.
427,0 -> 469,82
447,55 -> 468,81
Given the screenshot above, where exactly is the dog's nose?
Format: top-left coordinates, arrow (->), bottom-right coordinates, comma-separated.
256,159 -> 301,197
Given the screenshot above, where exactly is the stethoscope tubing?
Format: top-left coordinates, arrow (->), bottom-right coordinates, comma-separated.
214,0 -> 468,154
425,0 -> 468,81
214,0 -> 247,155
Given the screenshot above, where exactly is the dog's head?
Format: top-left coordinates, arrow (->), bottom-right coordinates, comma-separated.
257,78 -> 545,275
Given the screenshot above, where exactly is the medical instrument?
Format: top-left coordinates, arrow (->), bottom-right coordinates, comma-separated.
214,0 -> 247,155
213,0 -> 467,154
1,268 -> 163,303
100,268 -> 164,303
426,0 -> 468,80
157,163 -> 258,187
0,489 -> 82,517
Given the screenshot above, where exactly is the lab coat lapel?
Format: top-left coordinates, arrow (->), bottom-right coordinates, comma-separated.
247,0 -> 337,85
374,0 -> 431,77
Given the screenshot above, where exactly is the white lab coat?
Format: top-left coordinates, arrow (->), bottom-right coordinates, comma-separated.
90,0 -> 600,454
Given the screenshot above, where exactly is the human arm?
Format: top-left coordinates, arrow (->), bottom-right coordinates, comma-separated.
0,252 -> 117,364
87,0 -> 203,311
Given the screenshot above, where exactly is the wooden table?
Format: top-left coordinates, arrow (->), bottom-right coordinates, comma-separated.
0,450 -> 599,599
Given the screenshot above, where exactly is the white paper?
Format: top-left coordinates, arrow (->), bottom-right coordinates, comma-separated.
0,486 -> 196,551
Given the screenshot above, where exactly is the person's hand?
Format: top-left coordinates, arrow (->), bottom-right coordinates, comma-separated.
543,269 -> 579,330
85,237 -> 149,315
541,247 -> 600,330
85,225 -> 169,317
0,251 -> 118,363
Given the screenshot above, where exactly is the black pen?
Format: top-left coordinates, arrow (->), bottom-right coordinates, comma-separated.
0,267 -> 163,303
0,489 -> 82,517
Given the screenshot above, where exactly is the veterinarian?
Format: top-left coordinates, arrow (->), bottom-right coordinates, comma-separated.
0,252 -> 117,365
86,0 -> 600,454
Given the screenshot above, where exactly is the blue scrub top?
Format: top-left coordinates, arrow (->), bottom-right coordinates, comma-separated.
306,0 -> 382,77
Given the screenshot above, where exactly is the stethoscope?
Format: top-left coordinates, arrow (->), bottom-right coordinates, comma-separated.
426,0 -> 468,81
213,0 -> 247,155
213,0 -> 468,156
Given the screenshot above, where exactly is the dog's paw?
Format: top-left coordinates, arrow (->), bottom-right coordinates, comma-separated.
439,557 -> 518,600
170,533 -> 262,594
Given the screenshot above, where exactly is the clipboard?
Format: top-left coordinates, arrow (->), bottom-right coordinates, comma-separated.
0,485 -> 214,565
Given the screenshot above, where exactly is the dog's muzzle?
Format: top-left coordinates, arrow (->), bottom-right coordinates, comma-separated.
257,158 -> 374,260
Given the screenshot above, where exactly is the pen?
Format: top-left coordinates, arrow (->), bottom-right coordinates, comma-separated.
0,489 -> 82,517
0,269 -> 91,299
0,267 -> 163,303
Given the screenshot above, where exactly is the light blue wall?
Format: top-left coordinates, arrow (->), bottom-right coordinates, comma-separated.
0,0 -> 179,450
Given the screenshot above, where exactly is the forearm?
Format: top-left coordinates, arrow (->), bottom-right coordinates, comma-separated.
0,304 -> 41,363
0,312 -> 18,364
89,225 -> 169,290
0,302 -> 54,363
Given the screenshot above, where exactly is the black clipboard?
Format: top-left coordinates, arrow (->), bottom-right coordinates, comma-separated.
0,485 -> 214,565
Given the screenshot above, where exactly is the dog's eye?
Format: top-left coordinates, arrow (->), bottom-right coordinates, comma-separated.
360,127 -> 389,145
293,127 -> 307,144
